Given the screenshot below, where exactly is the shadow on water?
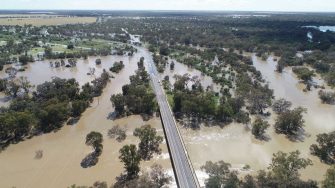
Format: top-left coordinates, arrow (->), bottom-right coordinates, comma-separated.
107,111 -> 118,120
67,117 -> 80,126
80,151 -> 100,168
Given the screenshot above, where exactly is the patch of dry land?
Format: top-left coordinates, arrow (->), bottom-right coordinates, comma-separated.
0,15 -> 96,26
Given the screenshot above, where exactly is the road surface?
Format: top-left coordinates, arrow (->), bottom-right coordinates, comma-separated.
146,51 -> 200,188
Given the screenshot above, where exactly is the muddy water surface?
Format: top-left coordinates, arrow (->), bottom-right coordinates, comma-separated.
181,55 -> 334,185
0,52 -> 174,188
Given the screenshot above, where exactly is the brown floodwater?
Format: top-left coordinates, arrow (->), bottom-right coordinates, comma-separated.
180,54 -> 334,185
0,51 -> 174,188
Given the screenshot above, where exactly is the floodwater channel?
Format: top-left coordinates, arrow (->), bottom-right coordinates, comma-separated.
180,55 -> 335,185
0,49 -> 175,188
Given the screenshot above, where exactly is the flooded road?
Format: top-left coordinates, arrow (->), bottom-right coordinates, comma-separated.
181,55 -> 334,185
0,52 -> 174,188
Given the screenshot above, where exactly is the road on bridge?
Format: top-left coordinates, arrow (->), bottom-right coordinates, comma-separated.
146,54 -> 200,188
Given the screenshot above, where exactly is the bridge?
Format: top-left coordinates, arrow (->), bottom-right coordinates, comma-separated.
146,53 -> 200,188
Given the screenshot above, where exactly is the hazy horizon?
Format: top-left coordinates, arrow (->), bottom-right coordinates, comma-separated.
1,0 -> 335,12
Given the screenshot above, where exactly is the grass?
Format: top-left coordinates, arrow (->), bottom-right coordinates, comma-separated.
29,47 -> 44,56
166,93 -> 175,109
77,39 -> 111,49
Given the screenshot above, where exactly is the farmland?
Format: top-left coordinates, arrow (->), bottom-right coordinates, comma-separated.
0,14 -> 96,26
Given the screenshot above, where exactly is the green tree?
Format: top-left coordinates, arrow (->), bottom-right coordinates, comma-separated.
150,163 -> 172,188
0,79 -> 7,92
108,125 -> 127,142
95,58 -> 102,65
241,175 -> 257,188
269,150 -> 312,184
323,166 -> 335,188
201,161 -> 240,188
111,94 -> 125,115
133,125 -> 163,160
252,117 -> 270,139
119,144 -> 141,179
272,98 -> 292,114
86,131 -> 103,154
5,80 -> 20,98
170,61 -> 175,70
310,131 -> 335,164
18,77 -> 33,94
319,91 -> 335,104
292,67 -> 315,82
38,100 -> 69,132
0,111 -> 36,143
274,107 -> 306,138
159,44 -> 169,56
71,100 -> 88,117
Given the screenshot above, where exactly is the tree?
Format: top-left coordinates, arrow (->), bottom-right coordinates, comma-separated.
310,131 -> 335,164
114,164 -> 171,188
86,131 -> 103,154
0,111 -> 36,143
18,76 -> 33,94
19,54 -> 33,65
38,100 -> 70,132
173,74 -> 190,91
71,100 -> 88,117
44,46 -> 53,58
319,90 -> 335,104
0,79 -> 7,92
110,61 -> 125,73
108,125 -> 127,142
269,150 -> 312,184
276,61 -> 285,73
133,125 -> 163,160
292,67 -> 315,82
252,117 -> 270,139
248,87 -> 272,114
274,107 -> 306,138
111,94 -> 125,115
272,98 -> 292,114
241,175 -> 257,188
149,164 -> 172,188
67,43 -> 74,49
119,144 -> 141,179
201,161 -> 240,188
322,166 -> 335,188
95,59 -> 102,65
5,80 -> 20,97
170,61 -> 175,70
159,44 -> 169,56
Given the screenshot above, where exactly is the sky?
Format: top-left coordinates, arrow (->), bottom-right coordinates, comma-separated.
1,0 -> 335,12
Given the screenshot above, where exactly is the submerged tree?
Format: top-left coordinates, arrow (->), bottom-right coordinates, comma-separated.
269,151 -> 312,182
272,98 -> 292,114
322,166 -> 335,188
310,131 -> 335,164
252,117 -> 270,139
274,107 -> 306,138
108,125 -> 127,142
201,161 -> 239,188
119,144 -> 141,180
86,131 -> 103,154
133,125 -> 163,160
